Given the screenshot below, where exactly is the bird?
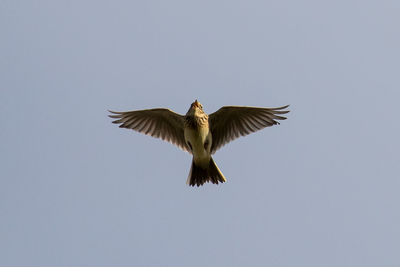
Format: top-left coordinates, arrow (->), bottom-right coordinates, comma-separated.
108,100 -> 289,186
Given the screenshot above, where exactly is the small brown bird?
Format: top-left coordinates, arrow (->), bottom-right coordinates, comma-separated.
109,100 -> 289,186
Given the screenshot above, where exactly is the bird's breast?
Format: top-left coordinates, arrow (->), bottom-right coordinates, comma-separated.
184,125 -> 212,167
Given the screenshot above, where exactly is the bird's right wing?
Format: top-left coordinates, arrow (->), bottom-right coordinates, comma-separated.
109,108 -> 189,152
209,105 -> 289,153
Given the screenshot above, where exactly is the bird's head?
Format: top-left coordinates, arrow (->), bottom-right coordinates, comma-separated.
186,100 -> 204,115
190,99 -> 203,110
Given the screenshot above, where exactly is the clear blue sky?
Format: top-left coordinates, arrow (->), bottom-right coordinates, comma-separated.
1,0 -> 399,266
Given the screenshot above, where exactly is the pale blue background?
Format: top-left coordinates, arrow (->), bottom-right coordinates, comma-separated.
1,0 -> 399,266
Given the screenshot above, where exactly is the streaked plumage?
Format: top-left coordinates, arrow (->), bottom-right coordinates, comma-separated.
109,100 -> 289,186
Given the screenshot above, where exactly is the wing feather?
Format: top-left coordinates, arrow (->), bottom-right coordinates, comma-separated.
108,108 -> 189,152
209,105 -> 289,153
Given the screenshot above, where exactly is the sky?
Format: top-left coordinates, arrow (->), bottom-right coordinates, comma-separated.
1,0 -> 399,266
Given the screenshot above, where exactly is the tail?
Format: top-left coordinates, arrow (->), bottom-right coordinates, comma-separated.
186,157 -> 227,186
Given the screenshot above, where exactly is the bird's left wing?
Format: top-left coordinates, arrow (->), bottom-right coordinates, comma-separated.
209,105 -> 289,153
109,108 -> 189,152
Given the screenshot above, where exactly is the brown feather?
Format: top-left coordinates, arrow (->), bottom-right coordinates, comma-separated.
209,105 -> 289,153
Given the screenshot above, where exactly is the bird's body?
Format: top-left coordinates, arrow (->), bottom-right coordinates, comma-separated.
184,122 -> 210,167
184,101 -> 211,167
109,100 -> 289,186
182,101 -> 225,185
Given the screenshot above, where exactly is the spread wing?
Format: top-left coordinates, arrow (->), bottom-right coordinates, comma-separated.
108,108 -> 189,152
209,105 -> 289,153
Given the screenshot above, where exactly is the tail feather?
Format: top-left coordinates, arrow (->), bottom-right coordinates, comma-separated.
186,157 -> 226,186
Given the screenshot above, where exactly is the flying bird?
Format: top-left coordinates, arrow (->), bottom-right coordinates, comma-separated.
109,100 -> 289,186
